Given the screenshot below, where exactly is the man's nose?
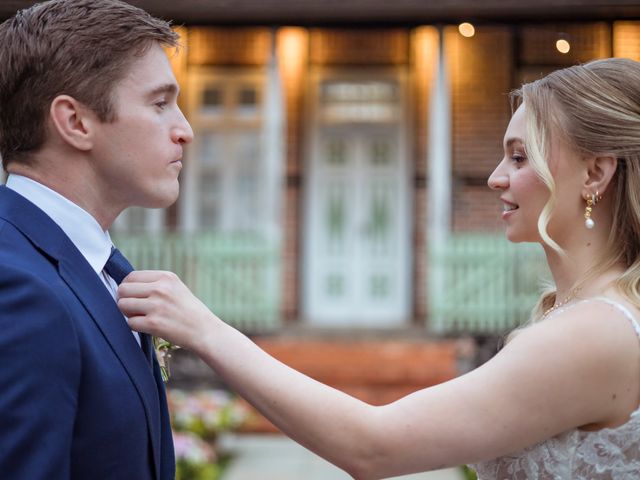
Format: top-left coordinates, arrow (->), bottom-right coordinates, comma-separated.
174,111 -> 194,145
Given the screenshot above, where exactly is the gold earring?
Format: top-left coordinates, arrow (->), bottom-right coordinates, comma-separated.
584,190 -> 600,229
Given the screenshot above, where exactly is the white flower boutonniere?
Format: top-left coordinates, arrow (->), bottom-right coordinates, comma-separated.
154,337 -> 180,382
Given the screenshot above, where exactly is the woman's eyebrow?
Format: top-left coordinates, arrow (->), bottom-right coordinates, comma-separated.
504,137 -> 524,148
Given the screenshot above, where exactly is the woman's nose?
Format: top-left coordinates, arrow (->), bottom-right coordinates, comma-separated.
488,161 -> 508,190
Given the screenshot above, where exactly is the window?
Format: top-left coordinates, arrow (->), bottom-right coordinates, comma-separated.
182,70 -> 269,233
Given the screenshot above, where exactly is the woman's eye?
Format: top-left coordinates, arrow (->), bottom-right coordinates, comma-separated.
511,154 -> 526,164
155,101 -> 168,110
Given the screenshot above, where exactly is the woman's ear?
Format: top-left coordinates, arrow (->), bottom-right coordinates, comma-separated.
582,155 -> 617,199
49,95 -> 96,151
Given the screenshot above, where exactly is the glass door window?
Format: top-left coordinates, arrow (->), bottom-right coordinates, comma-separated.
183,71 -> 266,233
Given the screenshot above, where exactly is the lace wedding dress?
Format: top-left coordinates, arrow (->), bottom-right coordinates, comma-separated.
471,298 -> 640,479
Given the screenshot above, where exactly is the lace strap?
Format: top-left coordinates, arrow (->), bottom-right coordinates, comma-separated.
588,297 -> 640,339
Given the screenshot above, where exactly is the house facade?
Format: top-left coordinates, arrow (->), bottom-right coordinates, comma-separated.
2,1 -> 640,334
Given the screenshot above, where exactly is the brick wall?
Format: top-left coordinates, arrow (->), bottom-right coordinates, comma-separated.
614,21 -> 640,60
187,27 -> 271,66
519,23 -> 611,66
447,26 -> 513,233
309,29 -> 409,65
453,184 -> 505,232
412,26 -> 439,319
239,336 -> 474,432
278,28 -> 309,323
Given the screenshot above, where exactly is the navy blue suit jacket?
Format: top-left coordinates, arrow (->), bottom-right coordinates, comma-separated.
0,186 -> 174,479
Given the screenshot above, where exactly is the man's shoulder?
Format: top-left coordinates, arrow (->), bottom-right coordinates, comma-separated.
0,237 -> 79,352
0,216 -> 28,253
0,214 -> 20,237
0,219 -> 65,310
0,186 -> 85,267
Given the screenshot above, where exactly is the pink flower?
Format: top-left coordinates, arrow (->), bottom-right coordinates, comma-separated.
173,431 -> 216,463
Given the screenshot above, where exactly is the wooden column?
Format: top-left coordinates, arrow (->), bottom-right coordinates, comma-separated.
427,27 -> 452,333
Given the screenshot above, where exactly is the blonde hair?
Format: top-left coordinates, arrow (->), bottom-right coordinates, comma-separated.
512,58 -> 640,321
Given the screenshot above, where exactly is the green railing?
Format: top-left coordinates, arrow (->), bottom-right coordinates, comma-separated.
113,231 -> 547,336
112,233 -> 281,333
429,234 -> 549,334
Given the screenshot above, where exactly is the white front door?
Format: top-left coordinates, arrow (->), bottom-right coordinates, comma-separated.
305,127 -> 410,327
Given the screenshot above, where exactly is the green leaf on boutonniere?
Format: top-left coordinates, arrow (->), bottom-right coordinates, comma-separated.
153,337 -> 180,382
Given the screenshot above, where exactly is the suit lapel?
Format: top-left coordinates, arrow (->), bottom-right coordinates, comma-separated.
58,260 -> 162,475
0,186 -> 162,477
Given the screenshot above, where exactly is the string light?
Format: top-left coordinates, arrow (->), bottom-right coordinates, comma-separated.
556,38 -> 570,54
458,22 -> 475,38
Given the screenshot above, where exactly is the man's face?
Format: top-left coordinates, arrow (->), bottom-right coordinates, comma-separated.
90,43 -> 193,211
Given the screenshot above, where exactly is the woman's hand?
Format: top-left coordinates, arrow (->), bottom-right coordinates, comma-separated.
117,270 -> 218,353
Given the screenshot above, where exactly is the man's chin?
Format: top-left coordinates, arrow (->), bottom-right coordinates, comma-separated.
139,188 -> 179,210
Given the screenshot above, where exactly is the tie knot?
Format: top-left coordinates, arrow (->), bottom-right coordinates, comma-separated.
104,247 -> 134,285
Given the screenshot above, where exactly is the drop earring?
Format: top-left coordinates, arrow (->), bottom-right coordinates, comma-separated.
584,191 -> 601,229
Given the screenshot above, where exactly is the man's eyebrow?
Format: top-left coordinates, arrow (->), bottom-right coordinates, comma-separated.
146,83 -> 179,97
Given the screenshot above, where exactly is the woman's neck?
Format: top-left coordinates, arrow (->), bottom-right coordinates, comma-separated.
544,243 -> 626,303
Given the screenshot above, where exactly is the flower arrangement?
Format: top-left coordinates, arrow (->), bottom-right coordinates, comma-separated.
170,388 -> 249,441
169,388 -> 250,480
154,338 -> 179,382
174,431 -> 221,480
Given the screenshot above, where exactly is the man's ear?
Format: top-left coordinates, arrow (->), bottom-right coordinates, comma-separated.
582,154 -> 617,198
49,95 -> 96,151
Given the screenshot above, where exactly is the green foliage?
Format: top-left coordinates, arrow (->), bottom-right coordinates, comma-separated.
176,458 -> 221,480
461,465 -> 478,480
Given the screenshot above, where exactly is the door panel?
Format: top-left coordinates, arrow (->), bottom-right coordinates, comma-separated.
305,128 -> 409,326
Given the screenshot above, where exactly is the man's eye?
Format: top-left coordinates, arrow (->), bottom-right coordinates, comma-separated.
155,101 -> 168,110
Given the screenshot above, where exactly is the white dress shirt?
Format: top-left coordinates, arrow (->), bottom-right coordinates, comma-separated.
6,174 -> 140,344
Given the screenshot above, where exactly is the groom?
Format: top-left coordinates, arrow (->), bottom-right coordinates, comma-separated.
0,0 -> 193,478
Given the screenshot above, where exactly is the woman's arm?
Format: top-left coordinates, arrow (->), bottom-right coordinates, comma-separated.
118,271 -> 639,479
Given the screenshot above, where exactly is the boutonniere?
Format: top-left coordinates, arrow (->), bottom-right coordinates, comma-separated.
154,337 -> 180,382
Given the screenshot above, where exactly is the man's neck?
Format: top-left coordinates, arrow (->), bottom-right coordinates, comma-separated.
8,158 -> 122,231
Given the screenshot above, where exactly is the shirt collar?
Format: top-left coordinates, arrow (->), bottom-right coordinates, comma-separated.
6,174 -> 113,274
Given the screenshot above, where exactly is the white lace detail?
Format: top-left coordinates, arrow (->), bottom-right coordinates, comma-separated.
471,298 -> 640,479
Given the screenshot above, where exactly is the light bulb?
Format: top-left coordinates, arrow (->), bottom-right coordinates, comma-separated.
458,22 -> 475,38
556,39 -> 570,54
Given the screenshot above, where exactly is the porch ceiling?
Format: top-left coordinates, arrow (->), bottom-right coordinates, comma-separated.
1,0 -> 639,24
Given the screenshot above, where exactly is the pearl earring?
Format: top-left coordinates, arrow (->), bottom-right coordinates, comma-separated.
584,191 -> 601,229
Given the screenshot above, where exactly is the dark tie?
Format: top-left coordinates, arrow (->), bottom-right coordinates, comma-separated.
104,247 -> 133,285
104,247 -> 154,363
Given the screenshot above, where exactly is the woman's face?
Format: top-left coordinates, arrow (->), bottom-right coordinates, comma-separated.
488,104 -> 585,245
